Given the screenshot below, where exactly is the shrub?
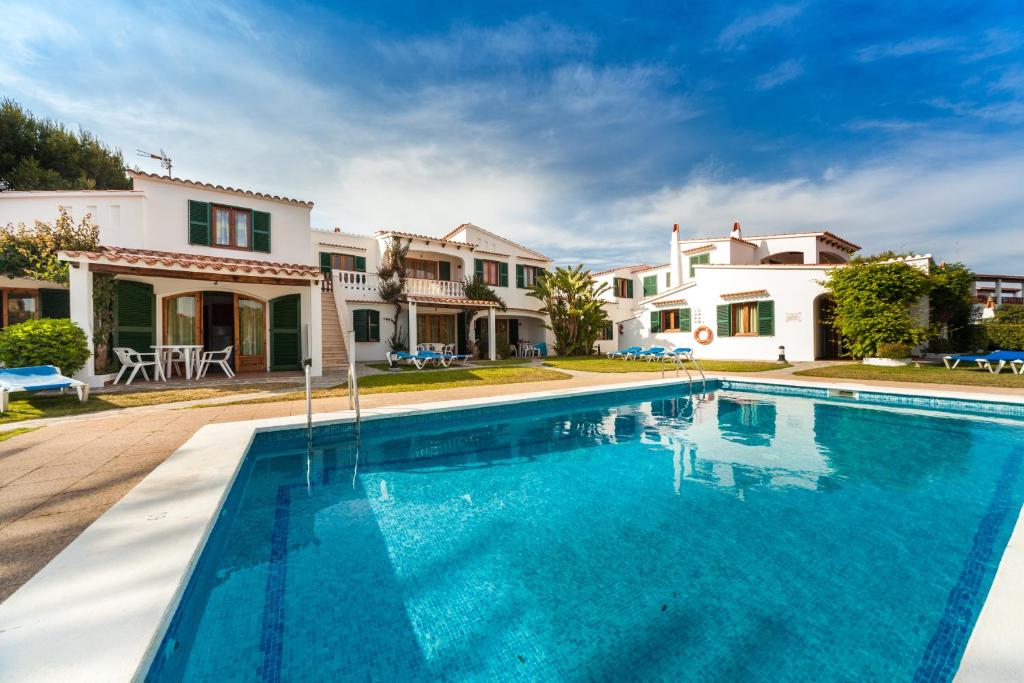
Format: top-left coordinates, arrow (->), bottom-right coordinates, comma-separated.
821,260 -> 932,358
984,323 -> 1024,351
874,343 -> 912,359
994,304 -> 1024,324
0,318 -> 90,374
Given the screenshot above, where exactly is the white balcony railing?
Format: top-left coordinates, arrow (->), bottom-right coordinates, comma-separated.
332,272 -> 466,301
405,278 -> 465,299
334,270 -> 380,299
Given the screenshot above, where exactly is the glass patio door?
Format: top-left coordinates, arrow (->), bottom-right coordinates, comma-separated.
164,293 -> 200,344
236,295 -> 266,373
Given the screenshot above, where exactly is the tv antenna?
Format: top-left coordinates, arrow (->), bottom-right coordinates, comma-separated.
136,149 -> 172,176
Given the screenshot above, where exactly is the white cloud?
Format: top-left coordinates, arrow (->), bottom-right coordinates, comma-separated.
717,3 -> 807,50
854,36 -> 961,62
754,59 -> 804,90
567,146 -> 1024,273
373,16 -> 596,66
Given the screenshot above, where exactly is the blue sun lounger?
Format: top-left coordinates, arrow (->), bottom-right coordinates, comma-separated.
608,346 -> 642,359
0,365 -> 89,412
631,347 -> 665,360
942,350 -> 1024,374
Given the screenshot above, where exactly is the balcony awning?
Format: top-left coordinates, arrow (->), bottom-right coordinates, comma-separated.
406,295 -> 502,308
59,246 -> 321,286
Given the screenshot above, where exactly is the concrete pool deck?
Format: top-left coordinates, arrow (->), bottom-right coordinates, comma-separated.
0,369 -> 1021,680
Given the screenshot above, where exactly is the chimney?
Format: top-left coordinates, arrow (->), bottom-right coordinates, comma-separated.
670,223 -> 683,286
730,222 -> 742,239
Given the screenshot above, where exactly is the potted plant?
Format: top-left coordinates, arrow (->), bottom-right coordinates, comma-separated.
863,343 -> 913,367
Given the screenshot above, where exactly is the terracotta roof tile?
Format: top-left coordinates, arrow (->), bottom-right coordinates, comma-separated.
682,244 -> 716,255
128,170 -> 313,207
654,298 -> 688,306
631,263 -> 671,273
60,246 -> 320,278
376,230 -> 476,248
721,289 -> 770,300
406,295 -> 502,307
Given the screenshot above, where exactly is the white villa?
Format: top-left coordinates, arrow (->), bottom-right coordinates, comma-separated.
594,222 -> 929,362
0,172 -> 553,386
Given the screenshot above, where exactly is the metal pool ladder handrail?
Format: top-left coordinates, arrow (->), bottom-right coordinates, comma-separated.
347,329 -> 361,425
662,351 -> 707,394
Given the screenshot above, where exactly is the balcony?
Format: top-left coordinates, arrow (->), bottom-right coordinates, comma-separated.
405,278 -> 465,299
330,270 -> 380,299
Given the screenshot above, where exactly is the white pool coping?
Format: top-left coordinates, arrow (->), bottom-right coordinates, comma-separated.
0,375 -> 1020,682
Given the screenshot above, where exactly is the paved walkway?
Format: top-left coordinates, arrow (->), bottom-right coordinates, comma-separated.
1,362 -> 1021,602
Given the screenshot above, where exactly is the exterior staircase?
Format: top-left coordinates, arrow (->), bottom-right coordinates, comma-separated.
321,290 -> 349,372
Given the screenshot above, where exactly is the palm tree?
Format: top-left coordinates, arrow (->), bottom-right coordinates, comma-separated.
528,265 -> 611,355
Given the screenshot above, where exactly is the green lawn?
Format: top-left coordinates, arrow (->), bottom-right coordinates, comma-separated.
0,426 -> 42,442
795,363 -> 1024,388
0,382 -> 300,425
366,357 -> 531,372
197,365 -> 571,407
542,356 -> 791,374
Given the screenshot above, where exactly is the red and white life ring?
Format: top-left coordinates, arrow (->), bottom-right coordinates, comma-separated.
694,325 -> 714,345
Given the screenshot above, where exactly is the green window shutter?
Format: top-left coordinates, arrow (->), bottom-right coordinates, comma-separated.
626,279 -> 634,298
680,307 -> 692,332
643,275 -> 657,297
39,289 -> 71,319
188,200 -> 210,246
438,261 -> 451,281
650,310 -> 661,333
717,304 -> 732,337
269,294 -> 301,370
253,210 -> 271,253
516,264 -> 525,288
665,273 -> 671,288
499,262 -> 509,287
474,259 -> 484,281
689,253 -> 710,278
354,255 -> 367,272
114,280 -> 155,352
353,309 -> 369,342
319,252 -> 332,276
368,310 -> 380,342
758,300 -> 775,336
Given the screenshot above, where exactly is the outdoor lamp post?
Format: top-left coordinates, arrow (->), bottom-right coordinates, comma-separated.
778,345 -> 786,362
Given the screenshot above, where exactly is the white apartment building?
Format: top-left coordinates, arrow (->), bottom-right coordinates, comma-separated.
594,222 -> 929,362
0,172 -> 553,385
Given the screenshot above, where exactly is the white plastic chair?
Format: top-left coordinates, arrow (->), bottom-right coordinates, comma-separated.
113,347 -> 166,385
197,346 -> 235,378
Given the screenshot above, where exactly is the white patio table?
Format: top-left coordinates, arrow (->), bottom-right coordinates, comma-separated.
151,344 -> 204,380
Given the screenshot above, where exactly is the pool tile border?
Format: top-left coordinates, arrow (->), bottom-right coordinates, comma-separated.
0,375 -> 1019,682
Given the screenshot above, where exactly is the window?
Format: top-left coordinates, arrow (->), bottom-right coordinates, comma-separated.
661,309 -> 680,332
407,259 -> 439,280
597,321 -> 614,340
643,275 -> 657,297
732,302 -> 758,335
211,205 -> 252,250
517,264 -> 544,288
689,253 -> 710,277
650,307 -> 691,333
614,277 -> 634,298
332,254 -> 357,271
353,309 -> 381,342
665,272 -> 671,288
417,314 -> 456,344
5,290 -> 38,326
475,259 -> 508,286
483,260 -> 499,285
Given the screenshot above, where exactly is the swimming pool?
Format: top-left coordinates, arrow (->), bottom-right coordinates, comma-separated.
147,380 -> 1024,682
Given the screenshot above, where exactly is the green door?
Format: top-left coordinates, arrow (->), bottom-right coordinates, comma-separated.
114,280 -> 155,352
269,294 -> 301,371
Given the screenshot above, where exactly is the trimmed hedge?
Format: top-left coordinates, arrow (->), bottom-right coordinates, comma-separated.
0,318 -> 90,375
985,323 -> 1024,351
875,343 -> 912,359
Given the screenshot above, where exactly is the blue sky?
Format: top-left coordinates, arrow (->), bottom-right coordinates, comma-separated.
2,1 -> 1023,272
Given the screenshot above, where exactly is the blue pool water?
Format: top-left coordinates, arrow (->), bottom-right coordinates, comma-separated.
149,382 -> 1024,682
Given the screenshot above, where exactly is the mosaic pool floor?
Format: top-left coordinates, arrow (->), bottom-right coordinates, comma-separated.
149,385 -> 1024,682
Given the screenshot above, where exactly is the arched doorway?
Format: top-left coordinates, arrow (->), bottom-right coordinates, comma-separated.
814,294 -> 841,359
